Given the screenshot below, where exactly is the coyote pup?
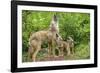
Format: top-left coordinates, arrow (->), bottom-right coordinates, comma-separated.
57,36 -> 74,56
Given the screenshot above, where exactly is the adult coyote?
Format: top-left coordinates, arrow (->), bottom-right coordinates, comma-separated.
28,15 -> 61,61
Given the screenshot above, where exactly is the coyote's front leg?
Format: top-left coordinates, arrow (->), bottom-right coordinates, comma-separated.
48,41 -> 56,57
52,40 -> 56,57
32,44 -> 41,62
66,44 -> 71,56
48,42 -> 52,57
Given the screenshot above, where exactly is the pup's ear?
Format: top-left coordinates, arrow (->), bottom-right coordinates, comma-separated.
67,36 -> 74,42
56,33 -> 59,37
56,33 -> 63,41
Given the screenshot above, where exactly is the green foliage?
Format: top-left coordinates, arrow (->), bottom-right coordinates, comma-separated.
22,10 -> 90,62
75,43 -> 90,59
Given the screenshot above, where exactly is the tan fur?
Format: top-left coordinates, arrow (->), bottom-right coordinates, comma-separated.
57,37 -> 74,56
57,41 -> 70,56
67,37 -> 74,54
28,30 -> 58,61
28,15 -> 60,61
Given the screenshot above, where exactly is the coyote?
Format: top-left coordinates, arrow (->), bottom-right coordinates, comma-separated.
67,37 -> 74,54
28,15 -> 61,61
56,36 -> 74,56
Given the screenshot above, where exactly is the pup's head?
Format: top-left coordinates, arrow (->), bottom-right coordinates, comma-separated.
55,33 -> 63,45
56,33 -> 62,41
67,36 -> 74,42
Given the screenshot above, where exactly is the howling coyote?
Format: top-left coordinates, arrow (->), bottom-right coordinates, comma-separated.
28,15 -> 62,61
